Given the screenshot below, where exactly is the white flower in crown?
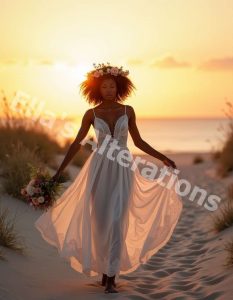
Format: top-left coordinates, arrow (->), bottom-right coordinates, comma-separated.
110,67 -> 119,76
38,196 -> 45,203
87,62 -> 129,78
98,69 -> 104,76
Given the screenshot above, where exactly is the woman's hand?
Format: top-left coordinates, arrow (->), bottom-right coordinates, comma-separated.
51,171 -> 62,183
162,157 -> 177,169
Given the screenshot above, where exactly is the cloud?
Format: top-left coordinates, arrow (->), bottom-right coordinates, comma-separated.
0,58 -> 69,67
38,59 -> 54,65
2,59 -> 19,65
198,56 -> 233,71
151,56 -> 191,69
127,59 -> 144,66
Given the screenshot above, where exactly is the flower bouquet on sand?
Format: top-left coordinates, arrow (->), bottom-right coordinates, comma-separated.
21,163 -> 63,211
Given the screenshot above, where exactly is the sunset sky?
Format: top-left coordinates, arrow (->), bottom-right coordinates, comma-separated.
0,0 -> 232,121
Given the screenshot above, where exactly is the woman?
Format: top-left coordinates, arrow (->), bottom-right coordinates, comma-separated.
35,62 -> 183,294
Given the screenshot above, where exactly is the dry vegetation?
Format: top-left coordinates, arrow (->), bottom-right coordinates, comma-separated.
0,90 -> 64,163
209,101 -> 233,266
192,155 -> 204,164
211,180 -> 233,232
0,90 -> 93,255
0,91 -> 64,197
224,239 -> 233,267
214,101 -> 233,178
0,90 -> 93,196
0,205 -> 27,259
212,201 -> 233,232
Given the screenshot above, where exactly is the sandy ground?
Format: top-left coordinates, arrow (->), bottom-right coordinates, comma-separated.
0,151 -> 233,299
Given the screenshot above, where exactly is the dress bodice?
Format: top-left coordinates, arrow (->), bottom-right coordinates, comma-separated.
92,105 -> 129,149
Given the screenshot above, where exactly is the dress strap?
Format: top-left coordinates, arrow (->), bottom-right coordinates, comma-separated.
92,108 -> 96,117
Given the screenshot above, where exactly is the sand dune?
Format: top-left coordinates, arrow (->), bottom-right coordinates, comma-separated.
0,152 -> 233,299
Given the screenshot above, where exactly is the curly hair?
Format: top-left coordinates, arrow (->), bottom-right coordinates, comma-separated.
78,70 -> 137,105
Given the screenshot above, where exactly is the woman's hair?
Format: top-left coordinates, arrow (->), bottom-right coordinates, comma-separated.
78,68 -> 136,105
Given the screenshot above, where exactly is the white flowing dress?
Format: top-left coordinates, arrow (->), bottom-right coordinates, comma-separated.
35,105 -> 183,279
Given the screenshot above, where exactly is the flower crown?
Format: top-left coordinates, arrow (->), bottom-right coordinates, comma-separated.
86,62 -> 129,79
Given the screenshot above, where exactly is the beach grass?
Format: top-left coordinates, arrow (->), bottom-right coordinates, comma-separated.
227,182 -> 233,200
0,248 -> 6,260
0,205 -> 26,255
0,91 -> 64,167
224,239 -> 233,267
193,155 -> 204,164
212,200 -> 233,232
215,101 -> 233,178
1,140 -> 44,199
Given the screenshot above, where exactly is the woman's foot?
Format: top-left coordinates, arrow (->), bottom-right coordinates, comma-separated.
101,273 -> 116,287
104,275 -> 118,293
101,273 -> 107,286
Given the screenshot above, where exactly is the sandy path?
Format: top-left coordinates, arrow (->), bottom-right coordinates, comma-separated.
0,152 -> 233,299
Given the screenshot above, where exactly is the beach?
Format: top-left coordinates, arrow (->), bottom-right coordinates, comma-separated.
0,151 -> 233,299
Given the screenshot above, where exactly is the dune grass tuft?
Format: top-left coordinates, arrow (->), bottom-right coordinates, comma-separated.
1,140 -> 45,199
211,200 -> 233,232
224,239 -> 233,267
227,182 -> 233,201
215,101 -> 233,178
0,247 -> 6,260
0,126 -> 63,166
0,90 -> 64,166
193,155 -> 204,164
0,205 -> 26,255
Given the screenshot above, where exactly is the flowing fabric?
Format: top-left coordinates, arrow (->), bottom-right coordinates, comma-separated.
35,105 -> 183,279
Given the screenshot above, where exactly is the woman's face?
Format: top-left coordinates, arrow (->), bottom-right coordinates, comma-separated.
99,78 -> 117,101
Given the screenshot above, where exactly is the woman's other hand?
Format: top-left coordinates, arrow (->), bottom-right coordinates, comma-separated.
162,157 -> 177,169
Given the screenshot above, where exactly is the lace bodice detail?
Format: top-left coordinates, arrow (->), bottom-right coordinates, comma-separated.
93,105 -> 128,149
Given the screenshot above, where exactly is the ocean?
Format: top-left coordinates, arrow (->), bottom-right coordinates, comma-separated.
126,118 -> 230,155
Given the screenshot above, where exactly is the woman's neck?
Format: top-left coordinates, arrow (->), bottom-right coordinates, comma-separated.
96,101 -> 123,110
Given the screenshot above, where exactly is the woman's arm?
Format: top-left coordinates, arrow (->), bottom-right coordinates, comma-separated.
128,106 -> 177,169
52,109 -> 93,181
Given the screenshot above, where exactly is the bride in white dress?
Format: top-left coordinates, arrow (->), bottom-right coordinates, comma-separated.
34,63 -> 183,294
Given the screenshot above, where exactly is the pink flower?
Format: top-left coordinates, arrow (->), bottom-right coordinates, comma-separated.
34,187 -> 42,194
110,67 -> 119,76
32,198 -> 39,205
21,188 -> 27,196
93,70 -> 100,78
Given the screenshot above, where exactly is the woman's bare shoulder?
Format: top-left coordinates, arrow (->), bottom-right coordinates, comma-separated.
126,105 -> 135,118
80,108 -> 95,124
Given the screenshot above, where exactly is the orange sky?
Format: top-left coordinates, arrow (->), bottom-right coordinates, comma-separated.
0,0 -> 232,121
